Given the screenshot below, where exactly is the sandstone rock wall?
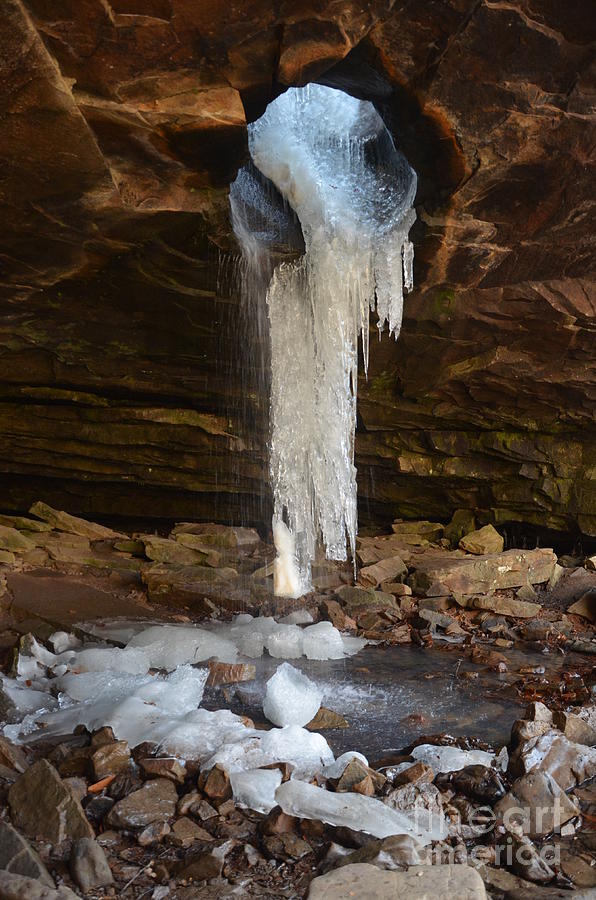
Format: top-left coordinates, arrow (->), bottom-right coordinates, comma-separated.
0,1 -> 594,534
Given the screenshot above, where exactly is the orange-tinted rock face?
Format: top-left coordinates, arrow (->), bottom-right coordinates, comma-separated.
0,0 -> 594,536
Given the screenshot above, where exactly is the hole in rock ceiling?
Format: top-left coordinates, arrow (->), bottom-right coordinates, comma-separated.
230,84 -> 417,596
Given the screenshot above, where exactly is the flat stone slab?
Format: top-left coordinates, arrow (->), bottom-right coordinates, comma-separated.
408,548 -> 557,597
308,863 -> 487,899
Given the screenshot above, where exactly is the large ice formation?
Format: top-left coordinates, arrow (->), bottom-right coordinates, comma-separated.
231,84 -> 417,593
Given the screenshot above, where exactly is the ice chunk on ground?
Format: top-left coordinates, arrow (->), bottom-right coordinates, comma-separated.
127,625 -> 238,668
6,665 -> 209,750
263,663 -> 322,727
303,622 -> 346,660
48,632 -> 81,654
275,780 -> 435,844
323,751 -> 369,779
204,724 -> 334,778
73,646 -> 150,675
265,626 -> 303,659
279,610 -> 314,625
230,768 -> 282,814
411,744 -> 494,773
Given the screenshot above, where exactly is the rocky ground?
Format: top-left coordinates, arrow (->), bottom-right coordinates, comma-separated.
0,503 -> 595,898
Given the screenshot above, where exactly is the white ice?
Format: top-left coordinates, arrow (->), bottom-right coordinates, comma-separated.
275,780 -> 435,844
322,751 -> 369,779
204,724 -> 334,779
234,84 -> 417,590
263,663 -> 322,727
411,743 -> 495,773
230,768 -> 282,814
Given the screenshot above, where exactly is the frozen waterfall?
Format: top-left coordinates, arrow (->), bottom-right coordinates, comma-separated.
231,84 -> 417,595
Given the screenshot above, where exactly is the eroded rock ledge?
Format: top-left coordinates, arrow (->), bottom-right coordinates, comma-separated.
0,1 -> 594,534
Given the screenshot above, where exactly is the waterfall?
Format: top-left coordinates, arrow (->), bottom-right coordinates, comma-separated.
231,84 -> 417,596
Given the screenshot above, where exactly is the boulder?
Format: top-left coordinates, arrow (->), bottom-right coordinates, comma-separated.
70,838 -> 113,892
495,771 -> 579,838
359,556 -> 407,588
470,595 -> 542,618
509,730 -> 596,790
0,873 -> 78,900
8,759 -> 94,843
308,863 -> 487,899
568,589 -> 596,623
141,535 -> 220,567
408,549 -> 556,598
335,585 -> 398,616
0,526 -> 35,554
459,524 -> 504,555
142,562 -> 238,609
105,778 -> 178,829
0,821 -> 54,886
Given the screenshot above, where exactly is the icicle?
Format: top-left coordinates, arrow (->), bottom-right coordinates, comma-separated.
233,85 -> 417,594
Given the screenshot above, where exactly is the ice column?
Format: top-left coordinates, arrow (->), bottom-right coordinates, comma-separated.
233,85 -> 417,594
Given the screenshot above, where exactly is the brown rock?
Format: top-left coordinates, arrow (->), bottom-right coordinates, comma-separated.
336,759 -> 386,794
568,589 -> 596,623
0,821 -> 54,886
261,807 -> 298,836
207,660 -> 256,686
495,771 -> 579,838
470,595 -> 542,619
8,759 -> 94,843
29,501 -> 123,540
106,778 -> 178,829
262,832 -> 313,860
306,707 -> 349,730
169,817 -> 213,847
359,556 -> 407,588
0,736 -> 29,773
392,761 -> 434,788
321,598 -> 355,631
90,726 -> 117,748
408,549 -> 556,598
392,521 -> 444,541
203,764 -> 232,803
137,821 -> 171,846
459,524 -> 504,556
91,741 -> 131,780
139,757 -> 187,784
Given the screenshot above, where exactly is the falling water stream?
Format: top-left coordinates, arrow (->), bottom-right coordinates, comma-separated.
231,85 -> 417,596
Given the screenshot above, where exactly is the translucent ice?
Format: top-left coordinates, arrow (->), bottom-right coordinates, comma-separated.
302,622 -> 348,660
263,663 -> 322,727
127,625 -> 238,668
411,744 -> 495,773
234,84 -> 417,589
230,768 -> 282,814
279,610 -> 314,625
275,780 -> 434,844
204,724 -> 334,779
73,647 -> 150,675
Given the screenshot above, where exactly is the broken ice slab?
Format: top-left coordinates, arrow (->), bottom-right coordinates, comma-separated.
127,625 -> 238,667
411,744 -> 494,773
230,768 -> 282,814
263,663 -> 322,727
275,780 -> 437,844
204,724 -> 334,779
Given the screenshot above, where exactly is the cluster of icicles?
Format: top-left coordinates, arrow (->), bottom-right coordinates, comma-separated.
231,84 -> 417,596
